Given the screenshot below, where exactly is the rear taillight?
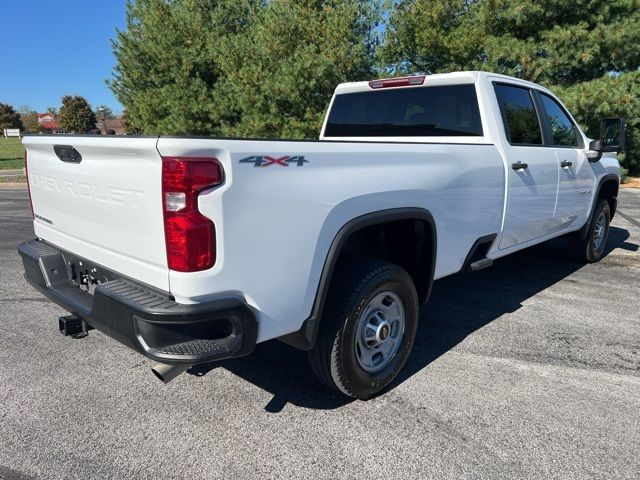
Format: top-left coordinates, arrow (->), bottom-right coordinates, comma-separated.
161,157 -> 223,272
368,75 -> 426,89
24,150 -> 34,218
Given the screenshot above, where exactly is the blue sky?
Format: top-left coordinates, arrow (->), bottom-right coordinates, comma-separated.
0,0 -> 128,114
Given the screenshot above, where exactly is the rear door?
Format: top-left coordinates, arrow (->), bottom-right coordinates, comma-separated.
492,83 -> 559,249
536,92 -> 595,229
23,135 -> 169,291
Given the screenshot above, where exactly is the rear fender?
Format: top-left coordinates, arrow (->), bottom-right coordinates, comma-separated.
280,207 -> 436,350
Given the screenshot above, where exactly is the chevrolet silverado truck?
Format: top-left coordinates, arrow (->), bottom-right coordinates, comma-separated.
19,71 -> 624,399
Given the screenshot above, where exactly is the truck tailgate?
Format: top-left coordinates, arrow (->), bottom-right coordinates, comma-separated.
23,135 -> 169,291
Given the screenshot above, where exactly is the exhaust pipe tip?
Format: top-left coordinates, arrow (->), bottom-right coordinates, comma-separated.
151,362 -> 190,384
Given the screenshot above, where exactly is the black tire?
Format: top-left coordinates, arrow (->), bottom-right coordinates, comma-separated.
308,259 -> 419,400
568,198 -> 611,263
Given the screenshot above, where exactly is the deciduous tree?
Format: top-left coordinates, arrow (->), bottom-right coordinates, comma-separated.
58,95 -> 97,133
17,106 -> 41,133
0,103 -> 24,131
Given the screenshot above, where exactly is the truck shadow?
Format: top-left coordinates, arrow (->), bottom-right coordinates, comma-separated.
189,226 -> 635,411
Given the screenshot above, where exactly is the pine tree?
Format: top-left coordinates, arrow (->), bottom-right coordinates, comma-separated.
381,0 -> 640,174
215,0 -> 380,138
109,0 -> 380,138
109,0 -> 257,135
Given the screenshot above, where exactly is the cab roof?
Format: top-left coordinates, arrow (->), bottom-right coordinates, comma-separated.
334,71 -> 549,95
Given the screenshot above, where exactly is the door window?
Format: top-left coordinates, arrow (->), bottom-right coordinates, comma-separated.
539,93 -> 579,147
494,84 -> 543,145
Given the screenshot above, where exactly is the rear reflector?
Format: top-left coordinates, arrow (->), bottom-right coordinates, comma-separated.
368,75 -> 426,89
161,157 -> 223,272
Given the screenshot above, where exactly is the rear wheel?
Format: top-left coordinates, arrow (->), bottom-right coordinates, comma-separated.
308,259 -> 419,399
568,198 -> 611,263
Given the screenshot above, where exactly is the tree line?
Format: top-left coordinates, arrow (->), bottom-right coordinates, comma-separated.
4,0 -> 639,175
0,98 -> 116,134
109,0 -> 640,174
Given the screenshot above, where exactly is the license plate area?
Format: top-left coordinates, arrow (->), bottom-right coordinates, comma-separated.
58,251 -> 123,296
67,257 -> 113,295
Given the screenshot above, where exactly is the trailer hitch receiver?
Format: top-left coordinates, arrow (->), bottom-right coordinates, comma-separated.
58,314 -> 92,339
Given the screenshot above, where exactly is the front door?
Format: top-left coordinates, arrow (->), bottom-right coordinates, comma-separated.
492,82 -> 559,249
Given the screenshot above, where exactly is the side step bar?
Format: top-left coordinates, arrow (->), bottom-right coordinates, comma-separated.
467,257 -> 493,271
462,234 -> 497,272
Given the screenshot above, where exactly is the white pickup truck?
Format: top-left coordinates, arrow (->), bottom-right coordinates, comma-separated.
20,71 -> 624,399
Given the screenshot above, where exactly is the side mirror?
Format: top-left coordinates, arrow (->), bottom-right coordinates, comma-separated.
600,117 -> 625,153
586,139 -> 601,162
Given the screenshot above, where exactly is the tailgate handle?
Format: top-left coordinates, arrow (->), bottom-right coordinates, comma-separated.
53,145 -> 82,163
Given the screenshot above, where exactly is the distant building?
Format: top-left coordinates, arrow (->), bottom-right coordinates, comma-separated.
96,117 -> 126,135
37,113 -> 62,133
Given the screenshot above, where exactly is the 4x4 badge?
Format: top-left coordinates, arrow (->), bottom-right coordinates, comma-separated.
239,155 -> 308,167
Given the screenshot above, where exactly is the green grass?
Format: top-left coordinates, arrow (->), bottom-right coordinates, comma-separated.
0,137 -> 25,170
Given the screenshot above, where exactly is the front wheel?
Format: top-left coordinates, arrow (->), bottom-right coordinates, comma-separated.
308,259 -> 419,399
568,198 -> 611,263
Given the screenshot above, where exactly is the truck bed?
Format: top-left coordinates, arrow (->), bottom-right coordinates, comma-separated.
24,134 -> 504,340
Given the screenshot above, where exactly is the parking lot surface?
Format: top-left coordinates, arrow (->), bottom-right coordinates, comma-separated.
1,188 -> 639,480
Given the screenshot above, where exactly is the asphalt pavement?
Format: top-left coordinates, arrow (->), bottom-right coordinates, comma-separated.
1,188 -> 639,480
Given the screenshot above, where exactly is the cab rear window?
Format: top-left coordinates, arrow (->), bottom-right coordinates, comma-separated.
324,84 -> 483,137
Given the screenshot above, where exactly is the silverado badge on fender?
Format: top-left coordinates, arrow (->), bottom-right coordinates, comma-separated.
239,155 -> 308,167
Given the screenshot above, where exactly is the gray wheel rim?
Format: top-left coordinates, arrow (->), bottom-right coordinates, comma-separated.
354,291 -> 405,373
593,211 -> 607,252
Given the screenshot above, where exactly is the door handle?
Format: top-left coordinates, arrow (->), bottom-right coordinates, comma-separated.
561,160 -> 573,168
512,161 -> 528,171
